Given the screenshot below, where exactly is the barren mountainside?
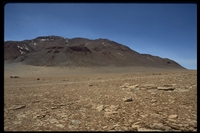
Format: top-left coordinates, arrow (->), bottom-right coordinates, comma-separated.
4,35 -> 185,69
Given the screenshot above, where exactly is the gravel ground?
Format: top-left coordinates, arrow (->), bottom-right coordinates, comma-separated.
4,66 -> 197,131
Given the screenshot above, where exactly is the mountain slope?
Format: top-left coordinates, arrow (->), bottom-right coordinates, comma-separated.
4,35 -> 185,69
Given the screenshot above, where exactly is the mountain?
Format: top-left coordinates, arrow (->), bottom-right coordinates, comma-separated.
4,35 -> 185,69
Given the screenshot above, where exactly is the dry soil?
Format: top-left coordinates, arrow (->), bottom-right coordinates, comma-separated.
4,63 -> 197,131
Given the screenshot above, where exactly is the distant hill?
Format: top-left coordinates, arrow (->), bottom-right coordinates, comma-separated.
4,35 -> 185,69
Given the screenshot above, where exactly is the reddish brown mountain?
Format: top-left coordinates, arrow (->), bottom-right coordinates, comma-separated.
4,35 -> 185,69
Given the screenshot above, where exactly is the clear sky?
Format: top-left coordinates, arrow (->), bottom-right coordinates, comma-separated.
4,3 -> 197,69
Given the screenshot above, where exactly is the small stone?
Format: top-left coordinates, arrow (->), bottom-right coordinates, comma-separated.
51,106 -> 58,109
167,119 -> 177,123
113,124 -> 120,127
140,114 -> 148,118
151,123 -> 164,129
168,114 -> 178,119
10,75 -> 20,78
109,105 -> 119,111
131,124 -> 139,130
9,105 -> 26,110
123,97 -> 133,102
68,125 -> 73,129
188,127 -> 195,131
123,126 -> 129,131
37,114 -> 46,119
128,119 -> 134,124
158,87 -> 175,91
71,120 -> 81,125
55,124 -> 64,128
137,128 -> 162,131
96,105 -> 104,112
188,120 -> 197,127
129,84 -> 139,88
151,99 -> 157,103
104,111 -> 118,117
49,118 -> 59,124
102,126 -> 107,129
37,78 -> 40,80
133,122 -> 140,125
151,92 -> 157,96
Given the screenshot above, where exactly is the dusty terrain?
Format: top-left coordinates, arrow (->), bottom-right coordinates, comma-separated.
4,63 -> 197,131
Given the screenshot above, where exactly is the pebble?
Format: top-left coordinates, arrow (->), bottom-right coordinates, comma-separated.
9,105 -> 26,110
96,105 -> 104,112
131,124 -> 139,130
55,124 -> 64,128
51,106 -> 58,109
71,120 -> 81,125
151,122 -> 164,129
168,114 -> 178,119
123,97 -> 133,102
137,128 -> 162,131
157,87 -> 175,91
113,124 -> 120,127
49,118 -> 59,124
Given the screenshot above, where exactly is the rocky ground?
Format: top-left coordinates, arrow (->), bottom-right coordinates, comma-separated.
4,67 -> 197,131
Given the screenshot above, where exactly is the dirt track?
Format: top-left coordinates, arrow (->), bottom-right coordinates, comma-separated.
4,65 -> 197,131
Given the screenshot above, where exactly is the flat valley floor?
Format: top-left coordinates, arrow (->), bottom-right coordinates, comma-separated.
4,63 -> 197,131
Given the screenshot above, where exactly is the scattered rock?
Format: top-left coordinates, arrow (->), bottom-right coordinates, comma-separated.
188,119 -> 197,127
104,111 -> 118,117
129,84 -> 139,89
133,122 -> 140,125
163,84 -> 173,87
49,118 -> 59,124
167,118 -> 177,123
151,99 -> 157,103
102,126 -> 107,129
165,122 -> 180,131
51,106 -> 58,109
10,75 -> 20,78
107,105 -> 119,112
56,103 -> 67,106
123,97 -> 133,102
36,114 -> 46,119
71,120 -> 81,125
96,105 -> 104,112
55,124 -> 64,128
120,83 -> 140,91
137,128 -> 163,131
157,87 -> 175,91
113,124 -> 120,127
140,114 -> 148,118
131,124 -> 140,130
128,119 -> 134,124
150,123 -> 164,130
9,105 -> 26,110
68,125 -> 74,129
168,114 -> 178,119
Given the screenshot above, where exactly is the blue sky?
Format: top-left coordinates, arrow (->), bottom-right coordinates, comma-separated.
4,3 -> 197,69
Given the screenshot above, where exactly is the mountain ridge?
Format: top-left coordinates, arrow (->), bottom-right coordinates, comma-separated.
4,35 -> 186,69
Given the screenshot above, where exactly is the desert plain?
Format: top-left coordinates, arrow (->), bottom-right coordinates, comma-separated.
4,63 -> 197,131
